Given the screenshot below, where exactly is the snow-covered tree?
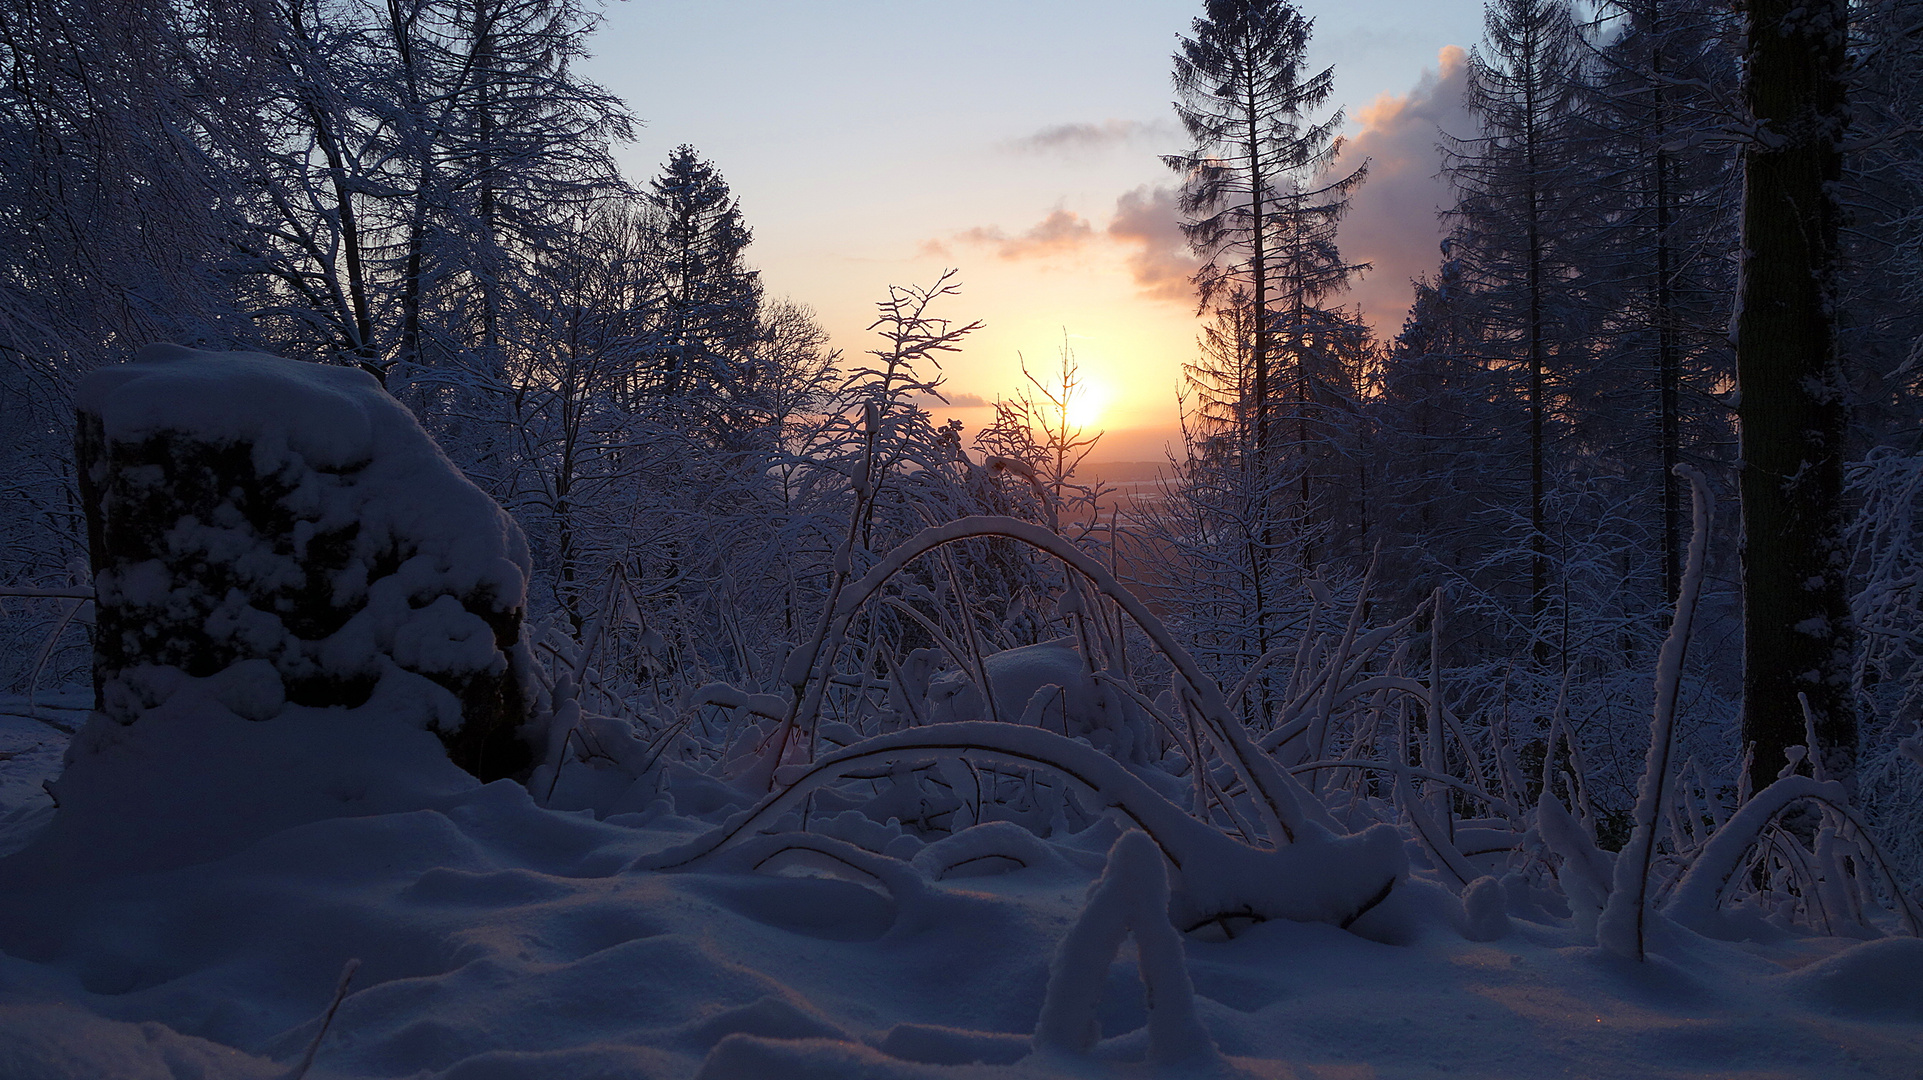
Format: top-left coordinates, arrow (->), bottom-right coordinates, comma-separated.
1584,0 -> 1741,604
639,145 -> 763,439
1161,0 -> 1372,707
0,0 -> 253,689
1439,0 -> 1597,669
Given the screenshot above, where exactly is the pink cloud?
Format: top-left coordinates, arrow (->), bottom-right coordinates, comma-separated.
1003,118 -> 1176,156
1335,46 -> 1472,338
925,188 -> 1200,305
1107,184 -> 1202,304
924,51 -> 1469,325
949,208 -> 1097,260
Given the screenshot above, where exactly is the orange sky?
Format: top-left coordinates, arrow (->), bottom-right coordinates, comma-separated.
585,1 -> 1484,462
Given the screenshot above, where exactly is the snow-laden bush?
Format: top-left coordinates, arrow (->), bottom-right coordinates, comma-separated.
73,345 -> 537,779
1848,446 -> 1923,889
545,458 -> 1920,957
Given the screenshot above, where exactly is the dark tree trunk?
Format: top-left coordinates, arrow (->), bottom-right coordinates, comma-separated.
1735,0 -> 1856,787
1650,2 -> 1682,606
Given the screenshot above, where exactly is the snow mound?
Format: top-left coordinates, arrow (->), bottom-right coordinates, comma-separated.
1,773 -> 1918,1079
11,671 -> 478,880
0,1002 -> 278,1080
927,639 -> 1150,763
1781,936 -> 1923,1020
73,344 -> 536,781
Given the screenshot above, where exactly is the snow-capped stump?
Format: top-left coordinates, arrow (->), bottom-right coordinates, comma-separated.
74,344 -> 536,780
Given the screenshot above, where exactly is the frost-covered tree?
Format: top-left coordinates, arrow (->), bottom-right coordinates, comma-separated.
385,0 -> 634,383
186,0 -> 630,382
0,0 -> 251,690
1371,249 -> 1512,624
1584,0 -> 1741,604
1362,0 -> 1749,835
0,0 -> 639,686
1842,0 -> 1923,449
1166,0 -> 1361,421
1440,0 -> 1596,668
0,0 -> 240,364
639,145 -> 763,438
1162,0 -> 1371,696
973,341 -> 1108,536
498,194 -> 656,631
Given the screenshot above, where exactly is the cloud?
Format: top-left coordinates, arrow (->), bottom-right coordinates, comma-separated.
1004,119 -> 1173,156
923,53 -> 1469,324
948,208 -> 1097,261
1107,184 -> 1201,304
1334,46 -> 1473,338
924,187 -> 1200,306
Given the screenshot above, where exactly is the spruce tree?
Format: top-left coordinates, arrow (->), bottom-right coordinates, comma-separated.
1163,0 -> 1368,683
1586,0 -> 1740,605
643,145 -> 764,439
1441,0 -> 1594,669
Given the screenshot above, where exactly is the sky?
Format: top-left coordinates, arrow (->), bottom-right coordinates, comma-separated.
581,0 -> 1486,461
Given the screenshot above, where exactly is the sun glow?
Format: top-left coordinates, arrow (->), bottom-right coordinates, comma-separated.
1065,376 -> 1110,430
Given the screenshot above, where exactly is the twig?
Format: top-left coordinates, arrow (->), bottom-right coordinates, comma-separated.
285,957 -> 360,1080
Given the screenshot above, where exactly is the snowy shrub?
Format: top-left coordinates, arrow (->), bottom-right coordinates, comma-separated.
1848,446 -> 1923,889
74,345 -> 537,779
924,637 -> 1152,763
1031,829 -> 1218,1065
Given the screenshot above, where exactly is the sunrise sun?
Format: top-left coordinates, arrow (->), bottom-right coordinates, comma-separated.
1065,376 -> 1110,429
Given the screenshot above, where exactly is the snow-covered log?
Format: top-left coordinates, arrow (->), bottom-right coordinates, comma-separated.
74,345 -> 536,779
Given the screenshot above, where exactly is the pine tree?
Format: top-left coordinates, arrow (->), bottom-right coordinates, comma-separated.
1166,0 -> 1366,476
1441,0 -> 1595,668
642,145 -> 763,438
1373,249 -> 1509,612
1163,0 -> 1370,683
1585,0 -> 1740,604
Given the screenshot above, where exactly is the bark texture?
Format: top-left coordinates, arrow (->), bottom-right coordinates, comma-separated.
1735,0 -> 1856,786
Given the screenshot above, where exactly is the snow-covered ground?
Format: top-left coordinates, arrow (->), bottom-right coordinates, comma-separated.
0,704 -> 1918,1080
0,690 -> 84,859
3,346 -> 1915,1078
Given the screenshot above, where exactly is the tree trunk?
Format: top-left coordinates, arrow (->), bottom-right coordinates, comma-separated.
1650,1 -> 1682,606
1735,0 -> 1856,788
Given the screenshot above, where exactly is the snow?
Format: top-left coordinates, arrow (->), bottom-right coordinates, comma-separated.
1030,829 -> 1216,1064
3,354 -> 1918,1078
0,694 -> 77,859
927,639 -> 1147,763
1599,466 -> 1715,961
3,707 -> 1920,1079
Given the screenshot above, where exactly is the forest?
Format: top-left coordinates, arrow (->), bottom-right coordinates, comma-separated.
1,0 -> 1922,1077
